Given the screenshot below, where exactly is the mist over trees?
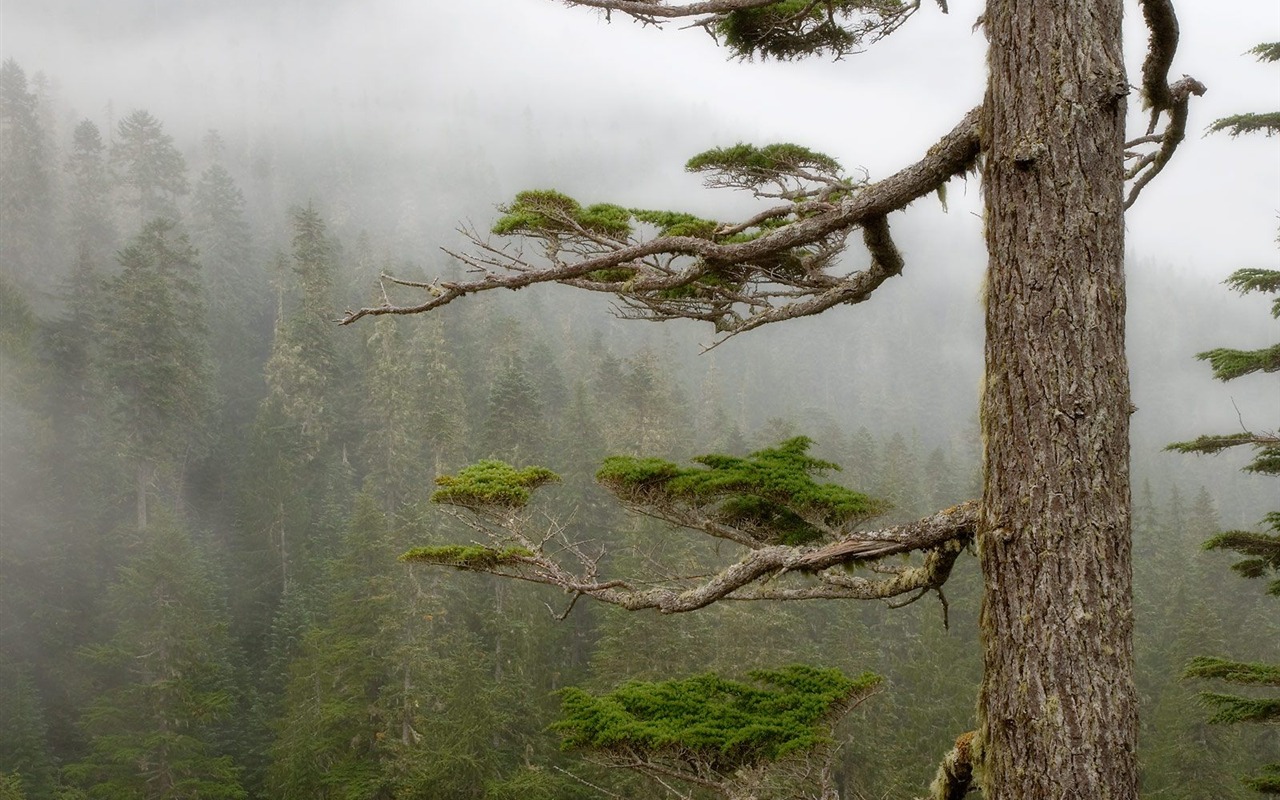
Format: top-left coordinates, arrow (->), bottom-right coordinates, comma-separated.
0,4 -> 1277,799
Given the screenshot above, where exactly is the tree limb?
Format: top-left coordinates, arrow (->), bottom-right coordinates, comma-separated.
339,107 -> 980,337
1123,0 -> 1207,208
405,501 -> 977,615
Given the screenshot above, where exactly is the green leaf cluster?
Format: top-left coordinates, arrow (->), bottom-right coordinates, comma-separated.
1195,691 -> 1280,726
431,460 -> 560,509
717,0 -> 906,60
630,209 -> 720,239
1204,523 -> 1280,595
686,142 -> 842,180
553,665 -> 879,770
1208,44 -> 1279,136
597,437 -> 885,545
400,544 -> 533,569
1244,764 -> 1280,794
492,190 -> 632,238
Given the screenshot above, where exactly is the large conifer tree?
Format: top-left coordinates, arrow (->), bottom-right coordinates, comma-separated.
1168,44 -> 1279,793
111,110 -> 188,227
343,2 -> 1214,796
0,59 -> 54,295
65,519 -> 246,800
99,219 -> 212,529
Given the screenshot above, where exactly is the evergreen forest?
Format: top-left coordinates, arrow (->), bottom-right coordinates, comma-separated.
0,20 -> 1277,800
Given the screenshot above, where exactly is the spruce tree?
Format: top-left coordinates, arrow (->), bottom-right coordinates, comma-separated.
1167,43 -> 1280,795
64,518 -> 246,800
348,2 -> 1221,793
110,110 -> 188,227
0,59 -> 54,295
98,219 -> 212,529
64,120 -> 116,267
1169,269 -> 1280,793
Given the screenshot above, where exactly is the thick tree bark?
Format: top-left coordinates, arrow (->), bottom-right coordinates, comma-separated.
979,1 -> 1137,798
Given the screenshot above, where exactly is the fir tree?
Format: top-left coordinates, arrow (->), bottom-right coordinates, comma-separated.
340,3 -> 1214,793
110,110 -> 188,227
98,219 -> 212,529
1168,45 -> 1280,794
64,120 -> 116,267
0,59 -> 54,294
1170,267 -> 1280,793
64,518 -> 246,800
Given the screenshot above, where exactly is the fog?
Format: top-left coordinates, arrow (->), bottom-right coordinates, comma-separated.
0,2 -> 1277,797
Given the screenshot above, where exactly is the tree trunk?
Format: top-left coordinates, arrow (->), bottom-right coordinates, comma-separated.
979,1 -> 1137,798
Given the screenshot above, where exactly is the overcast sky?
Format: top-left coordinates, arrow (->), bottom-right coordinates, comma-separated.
2,0 -> 1277,274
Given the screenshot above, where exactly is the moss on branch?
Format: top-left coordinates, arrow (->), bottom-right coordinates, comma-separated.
400,544 -> 534,569
431,460 -> 560,509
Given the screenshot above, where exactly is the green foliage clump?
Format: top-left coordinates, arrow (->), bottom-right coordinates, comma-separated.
553,665 -> 879,770
0,773 -> 25,800
718,0 -> 906,60
492,190 -> 632,238
1207,43 -> 1279,137
597,437 -> 884,545
1244,764 -> 1280,795
1204,524 -> 1280,595
400,544 -> 533,569
656,270 -> 738,300
431,460 -> 560,509
630,209 -> 720,239
1195,342 -> 1280,382
686,141 -> 842,179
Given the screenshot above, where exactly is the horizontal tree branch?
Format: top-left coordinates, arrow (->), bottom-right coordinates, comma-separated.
407,501 -> 977,615
339,107 -> 981,331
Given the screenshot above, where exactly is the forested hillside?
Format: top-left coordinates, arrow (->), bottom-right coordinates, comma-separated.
0,50 -> 1275,799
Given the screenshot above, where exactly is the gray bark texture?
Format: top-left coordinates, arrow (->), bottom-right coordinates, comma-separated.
979,1 -> 1137,797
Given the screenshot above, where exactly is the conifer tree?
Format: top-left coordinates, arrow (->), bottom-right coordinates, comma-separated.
64,518 -> 246,800
0,59 -> 54,294
98,219 -> 212,529
232,205 -> 355,699
64,120 -> 116,267
1167,43 -> 1280,794
1169,271 -> 1280,792
0,662 -> 56,800
342,3 -> 1213,795
483,350 -> 547,464
111,110 -> 188,227
188,148 -> 267,511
